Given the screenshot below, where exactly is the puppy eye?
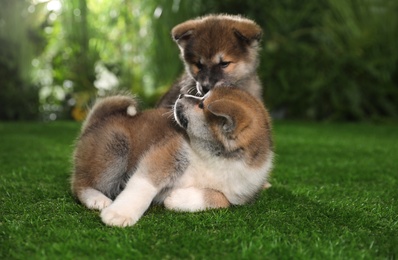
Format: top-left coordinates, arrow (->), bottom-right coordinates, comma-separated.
198,101 -> 204,109
195,62 -> 203,70
219,61 -> 231,68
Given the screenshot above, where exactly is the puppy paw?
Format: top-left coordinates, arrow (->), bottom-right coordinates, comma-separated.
263,181 -> 272,189
86,197 -> 112,210
100,207 -> 138,227
164,187 -> 205,212
80,188 -> 112,210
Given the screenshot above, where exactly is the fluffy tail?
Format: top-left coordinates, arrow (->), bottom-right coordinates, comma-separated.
81,94 -> 139,132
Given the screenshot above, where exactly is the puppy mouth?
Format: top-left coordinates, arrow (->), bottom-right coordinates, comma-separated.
174,94 -> 206,129
196,82 -> 213,95
196,80 -> 229,95
195,81 -> 204,96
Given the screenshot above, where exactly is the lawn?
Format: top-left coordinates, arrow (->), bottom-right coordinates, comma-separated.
0,121 -> 397,259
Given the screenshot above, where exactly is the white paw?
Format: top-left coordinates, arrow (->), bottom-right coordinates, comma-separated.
164,187 -> 205,212
263,181 -> 272,189
100,206 -> 138,227
80,188 -> 112,210
85,196 -> 112,210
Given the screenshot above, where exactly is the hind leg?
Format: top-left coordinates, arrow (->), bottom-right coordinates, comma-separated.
100,138 -> 182,227
72,128 -> 130,211
100,173 -> 158,227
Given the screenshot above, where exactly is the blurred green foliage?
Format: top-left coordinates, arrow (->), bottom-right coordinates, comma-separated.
0,0 -> 46,120
261,0 -> 398,120
0,0 -> 397,121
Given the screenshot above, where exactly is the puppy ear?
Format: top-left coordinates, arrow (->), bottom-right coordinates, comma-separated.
172,21 -> 197,48
207,100 -> 250,135
233,20 -> 263,45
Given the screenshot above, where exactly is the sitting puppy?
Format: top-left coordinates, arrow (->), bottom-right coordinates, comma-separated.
156,14 -> 263,108
71,87 -> 273,227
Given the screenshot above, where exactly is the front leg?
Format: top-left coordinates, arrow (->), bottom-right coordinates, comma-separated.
100,174 -> 158,227
164,187 -> 230,212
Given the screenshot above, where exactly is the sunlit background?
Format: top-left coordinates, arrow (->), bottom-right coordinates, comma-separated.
1,0 -> 397,121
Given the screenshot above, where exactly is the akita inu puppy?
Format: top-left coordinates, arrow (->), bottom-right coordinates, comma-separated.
71,87 -> 273,227
157,14 -> 263,108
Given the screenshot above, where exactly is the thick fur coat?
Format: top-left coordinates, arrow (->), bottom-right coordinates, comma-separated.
157,14 -> 263,108
71,87 -> 273,227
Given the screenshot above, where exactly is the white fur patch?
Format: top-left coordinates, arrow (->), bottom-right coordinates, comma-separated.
213,52 -> 224,64
263,182 -> 272,189
164,187 -> 206,212
80,188 -> 113,210
100,174 -> 158,227
127,105 -> 137,116
174,149 -> 273,205
196,81 -> 203,95
182,94 -> 204,100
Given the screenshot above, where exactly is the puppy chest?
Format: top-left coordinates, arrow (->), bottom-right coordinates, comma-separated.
177,159 -> 265,203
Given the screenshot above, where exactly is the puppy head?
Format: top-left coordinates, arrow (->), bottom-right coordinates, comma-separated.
172,14 -> 262,95
174,86 -> 268,156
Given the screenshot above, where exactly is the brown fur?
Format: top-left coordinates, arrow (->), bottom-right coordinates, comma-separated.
71,87 -> 273,227
203,87 -> 273,168
156,14 -> 263,108
72,95 -> 185,200
203,189 -> 231,208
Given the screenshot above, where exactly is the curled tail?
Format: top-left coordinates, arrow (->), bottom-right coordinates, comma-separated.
82,94 -> 139,132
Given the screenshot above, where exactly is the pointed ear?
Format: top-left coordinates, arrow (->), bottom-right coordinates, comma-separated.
233,20 -> 262,45
207,100 -> 250,134
171,21 -> 197,49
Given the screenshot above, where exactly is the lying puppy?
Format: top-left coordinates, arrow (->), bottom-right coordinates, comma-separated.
71,87 -> 273,227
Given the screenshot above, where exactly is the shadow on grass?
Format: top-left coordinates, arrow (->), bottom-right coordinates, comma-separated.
259,186 -> 397,258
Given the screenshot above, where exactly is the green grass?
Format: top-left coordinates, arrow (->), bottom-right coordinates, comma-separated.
1,121 -> 397,259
